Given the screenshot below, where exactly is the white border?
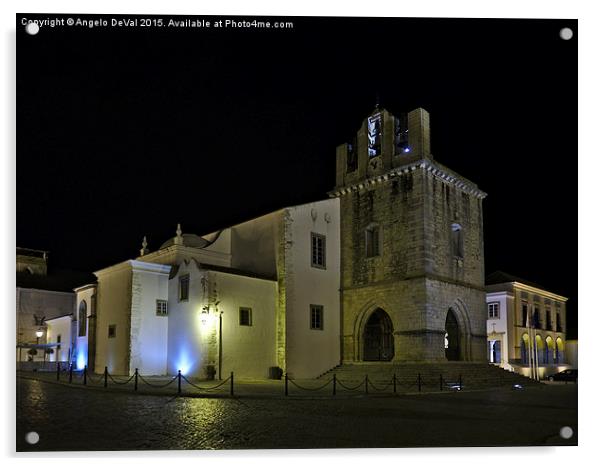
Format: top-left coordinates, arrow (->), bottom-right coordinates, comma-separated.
3,1 -> 598,465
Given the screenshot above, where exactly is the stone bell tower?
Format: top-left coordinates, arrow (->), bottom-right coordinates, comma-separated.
330,106 -> 488,363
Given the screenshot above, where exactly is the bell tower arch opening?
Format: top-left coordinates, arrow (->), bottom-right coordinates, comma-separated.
362,308 -> 394,361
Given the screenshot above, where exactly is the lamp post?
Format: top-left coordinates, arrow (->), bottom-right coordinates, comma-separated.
35,329 -> 44,344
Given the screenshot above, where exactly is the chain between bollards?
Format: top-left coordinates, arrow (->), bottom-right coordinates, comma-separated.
285,373 -> 289,396
104,366 -> 108,388
230,371 -> 234,397
134,368 -> 139,391
69,364 -> 73,384
83,366 -> 87,385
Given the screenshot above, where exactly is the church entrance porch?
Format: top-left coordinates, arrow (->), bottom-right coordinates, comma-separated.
362,309 -> 394,361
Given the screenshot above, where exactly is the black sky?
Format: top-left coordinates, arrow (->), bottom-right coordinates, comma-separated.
16,15 -> 577,336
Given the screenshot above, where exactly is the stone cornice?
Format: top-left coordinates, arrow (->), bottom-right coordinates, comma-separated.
328,159 -> 487,200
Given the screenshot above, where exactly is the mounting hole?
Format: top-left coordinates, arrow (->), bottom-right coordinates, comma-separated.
25,431 -> 40,444
559,426 -> 573,439
25,22 -> 40,35
559,28 -> 573,40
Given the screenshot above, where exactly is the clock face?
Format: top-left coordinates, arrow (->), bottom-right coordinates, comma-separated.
368,114 -> 382,158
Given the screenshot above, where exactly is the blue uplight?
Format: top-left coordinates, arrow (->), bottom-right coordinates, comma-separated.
403,147 -> 411,153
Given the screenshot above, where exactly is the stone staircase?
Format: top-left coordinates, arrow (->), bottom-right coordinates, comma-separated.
317,362 -> 541,391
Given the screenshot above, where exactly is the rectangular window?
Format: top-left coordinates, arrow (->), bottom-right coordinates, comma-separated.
156,300 -> 168,316
556,312 -> 562,332
239,307 -> 252,326
488,302 -> 500,319
311,233 -> 326,269
366,226 -> 380,257
546,309 -> 552,330
108,325 -> 116,338
310,304 -> 324,330
179,274 -> 190,302
521,302 -> 528,327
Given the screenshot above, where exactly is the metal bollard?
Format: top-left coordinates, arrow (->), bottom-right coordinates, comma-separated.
230,372 -> 234,397
104,366 -> 108,388
69,364 -> 73,384
459,374 -> 462,390
56,362 -> 60,382
177,370 -> 182,394
439,374 -> 443,391
333,374 -> 337,396
285,373 -> 289,396
365,375 -> 368,394
418,373 -> 422,392
83,366 -> 87,385
393,374 -> 397,394
134,368 -> 139,391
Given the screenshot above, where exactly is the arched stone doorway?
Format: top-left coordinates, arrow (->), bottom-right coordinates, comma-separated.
445,309 -> 461,361
362,309 -> 394,361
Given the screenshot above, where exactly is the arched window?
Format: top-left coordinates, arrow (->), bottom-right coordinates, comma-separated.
78,301 -> 87,337
451,223 -> 464,258
544,336 -> 554,364
556,338 -> 565,364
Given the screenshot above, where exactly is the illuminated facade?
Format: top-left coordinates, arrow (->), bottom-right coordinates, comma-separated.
70,198 -> 340,379
485,271 -> 571,378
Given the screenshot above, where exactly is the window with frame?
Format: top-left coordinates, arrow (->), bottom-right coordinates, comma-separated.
556,312 -> 562,332
156,300 -> 168,316
108,324 -> 116,338
488,302 -> 500,319
365,224 -> 380,258
546,308 -> 552,330
239,307 -> 252,326
179,274 -> 190,301
521,302 -> 528,327
78,300 -> 87,336
533,306 -> 541,329
310,304 -> 324,330
311,233 -> 326,269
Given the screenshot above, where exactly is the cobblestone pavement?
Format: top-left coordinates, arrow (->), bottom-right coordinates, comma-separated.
16,377 -> 577,451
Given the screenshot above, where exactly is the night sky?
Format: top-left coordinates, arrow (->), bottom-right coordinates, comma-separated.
17,15 -> 577,336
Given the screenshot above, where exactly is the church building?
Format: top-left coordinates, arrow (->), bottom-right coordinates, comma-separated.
45,107 -> 489,379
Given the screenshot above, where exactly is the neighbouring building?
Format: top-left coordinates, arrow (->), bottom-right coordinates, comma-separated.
16,247 -> 94,365
485,271 -> 572,378
42,106 -> 493,379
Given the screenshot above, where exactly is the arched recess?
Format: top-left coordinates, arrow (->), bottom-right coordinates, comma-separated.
445,299 -> 473,361
352,299 -> 395,361
556,337 -> 565,364
544,336 -> 554,364
535,334 -> 544,364
520,333 -> 530,364
362,308 -> 394,361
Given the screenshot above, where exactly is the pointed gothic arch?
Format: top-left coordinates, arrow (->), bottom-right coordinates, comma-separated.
362,308 -> 394,361
444,299 -> 473,361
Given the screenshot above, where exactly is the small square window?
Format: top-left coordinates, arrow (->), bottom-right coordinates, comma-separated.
239,307 -> 252,326
310,305 -> 324,330
179,275 -> 190,302
311,233 -> 326,269
488,302 -> 500,319
108,324 -> 116,338
156,300 -> 168,316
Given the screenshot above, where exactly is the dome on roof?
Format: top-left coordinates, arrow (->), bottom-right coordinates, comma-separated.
160,233 -> 209,250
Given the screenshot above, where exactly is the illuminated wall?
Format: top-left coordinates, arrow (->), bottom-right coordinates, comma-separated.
284,199 -> 341,378
129,262 -> 171,375
486,290 -> 511,370
46,315 -> 72,362
94,262 -> 134,375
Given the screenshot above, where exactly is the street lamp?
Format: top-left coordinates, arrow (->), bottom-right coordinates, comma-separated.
35,329 -> 44,344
